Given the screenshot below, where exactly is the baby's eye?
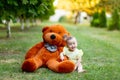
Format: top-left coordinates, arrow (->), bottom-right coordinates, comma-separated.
68,43 -> 72,45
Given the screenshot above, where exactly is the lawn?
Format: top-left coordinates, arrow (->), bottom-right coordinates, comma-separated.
0,21 -> 120,80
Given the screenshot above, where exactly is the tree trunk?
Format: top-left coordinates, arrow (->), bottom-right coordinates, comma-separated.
74,11 -> 81,24
32,19 -> 35,27
6,20 -> 11,38
26,19 -> 30,28
21,19 -> 24,30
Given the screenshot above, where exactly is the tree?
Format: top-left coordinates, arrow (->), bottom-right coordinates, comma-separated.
17,0 -> 54,30
0,0 -> 54,38
96,0 -> 120,30
0,0 -> 18,38
108,9 -> 120,30
55,0 -> 100,24
99,9 -> 107,27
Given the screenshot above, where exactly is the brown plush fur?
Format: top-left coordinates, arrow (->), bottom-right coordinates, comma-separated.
21,25 -> 75,73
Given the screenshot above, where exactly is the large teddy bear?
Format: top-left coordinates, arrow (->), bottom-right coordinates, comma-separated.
21,25 -> 75,73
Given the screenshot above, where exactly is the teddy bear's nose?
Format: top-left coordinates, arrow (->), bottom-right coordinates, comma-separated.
50,34 -> 56,39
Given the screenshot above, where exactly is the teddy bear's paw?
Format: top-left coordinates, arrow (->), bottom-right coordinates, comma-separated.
21,58 -> 37,72
58,60 -> 75,73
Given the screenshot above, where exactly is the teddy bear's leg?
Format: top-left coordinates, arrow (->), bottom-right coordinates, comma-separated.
22,58 -> 43,72
47,59 -> 75,73
46,59 -> 59,72
57,60 -> 75,73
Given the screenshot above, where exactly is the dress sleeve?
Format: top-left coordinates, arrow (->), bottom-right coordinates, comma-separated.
62,47 -> 68,55
77,49 -> 84,59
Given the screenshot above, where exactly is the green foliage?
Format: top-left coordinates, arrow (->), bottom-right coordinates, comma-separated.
22,0 -> 29,4
38,0 -> 55,20
59,16 -> 67,22
0,0 -> 18,21
96,0 -> 120,15
0,18 -> 2,23
99,9 -> 107,28
108,9 -> 120,30
19,0 -> 55,20
59,16 -> 73,23
91,18 -> 100,27
91,9 -> 107,28
91,12 -> 100,27
0,0 -> 55,21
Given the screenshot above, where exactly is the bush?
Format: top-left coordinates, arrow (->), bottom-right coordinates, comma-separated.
90,12 -> 100,27
108,9 -> 120,30
91,9 -> 107,28
99,9 -> 107,28
59,16 -> 67,22
91,19 -> 100,27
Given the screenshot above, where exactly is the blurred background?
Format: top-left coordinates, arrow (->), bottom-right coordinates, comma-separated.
0,1 -> 120,80
0,0 -> 120,38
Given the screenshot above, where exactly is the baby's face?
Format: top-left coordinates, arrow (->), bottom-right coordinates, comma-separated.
67,38 -> 77,51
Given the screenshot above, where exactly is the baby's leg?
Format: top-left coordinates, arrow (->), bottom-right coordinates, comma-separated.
74,61 -> 79,71
74,64 -> 77,71
77,62 -> 86,73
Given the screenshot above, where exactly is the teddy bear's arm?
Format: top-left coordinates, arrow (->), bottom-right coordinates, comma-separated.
25,42 -> 44,59
58,47 -> 64,53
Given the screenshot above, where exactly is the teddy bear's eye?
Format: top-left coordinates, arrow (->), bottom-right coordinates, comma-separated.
50,30 -> 53,32
58,32 -> 61,34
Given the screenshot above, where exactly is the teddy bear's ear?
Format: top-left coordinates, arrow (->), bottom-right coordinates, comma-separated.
68,32 -> 70,36
63,32 -> 71,41
42,26 -> 49,32
63,34 -> 68,41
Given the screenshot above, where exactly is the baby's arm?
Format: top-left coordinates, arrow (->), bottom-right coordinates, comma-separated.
77,49 -> 84,63
60,52 -> 64,61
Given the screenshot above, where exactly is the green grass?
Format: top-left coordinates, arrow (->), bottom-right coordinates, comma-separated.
0,21 -> 120,80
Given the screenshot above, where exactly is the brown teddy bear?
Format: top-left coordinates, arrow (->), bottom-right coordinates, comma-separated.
21,25 -> 75,73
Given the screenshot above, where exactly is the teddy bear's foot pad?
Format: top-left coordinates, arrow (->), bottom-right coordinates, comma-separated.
58,60 -> 75,73
22,59 -> 37,72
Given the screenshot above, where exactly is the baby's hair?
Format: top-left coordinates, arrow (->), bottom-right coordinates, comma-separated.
66,36 -> 73,41
66,36 -> 78,48
66,36 -> 77,42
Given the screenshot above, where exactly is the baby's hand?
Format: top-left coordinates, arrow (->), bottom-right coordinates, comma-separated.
60,52 -> 64,61
60,55 -> 64,61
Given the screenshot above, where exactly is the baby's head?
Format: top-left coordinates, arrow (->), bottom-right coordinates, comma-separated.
65,36 -> 77,51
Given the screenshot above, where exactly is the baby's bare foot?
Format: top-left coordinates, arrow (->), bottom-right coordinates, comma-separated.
78,69 -> 86,73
